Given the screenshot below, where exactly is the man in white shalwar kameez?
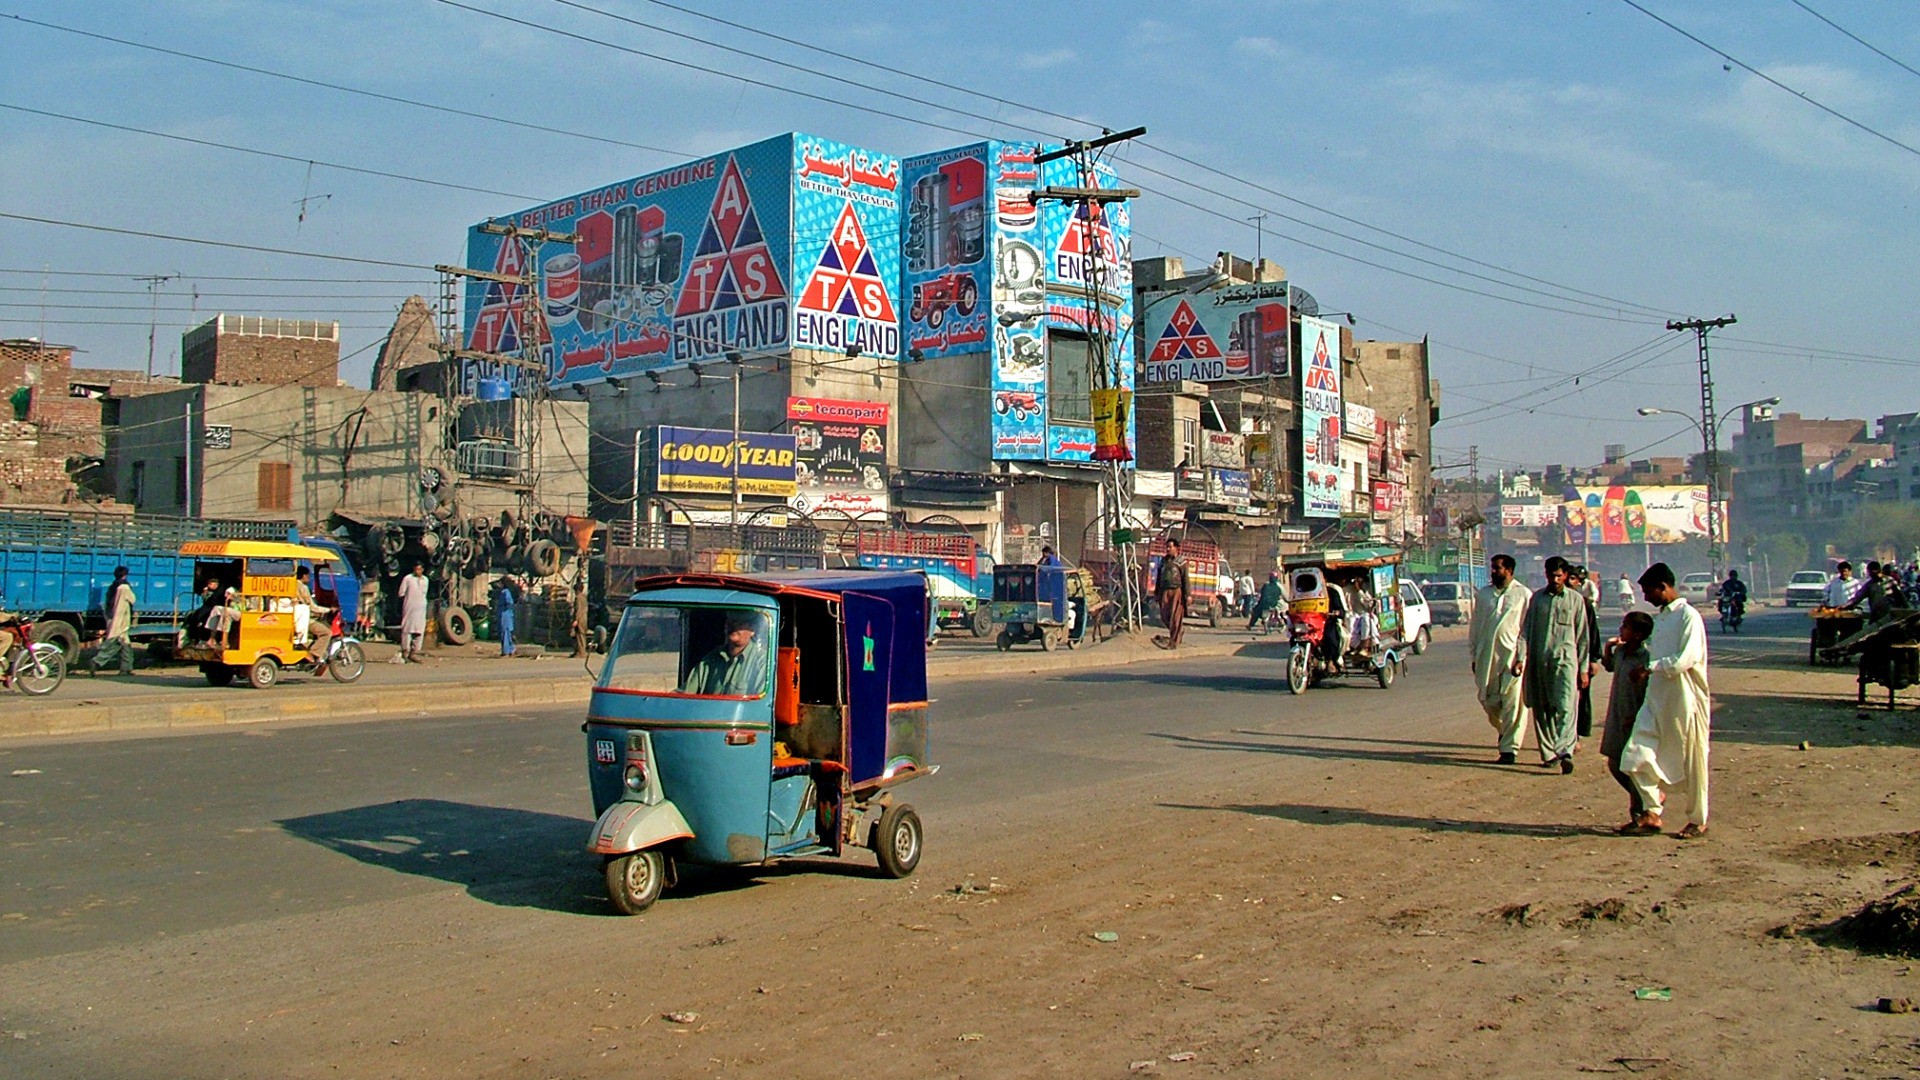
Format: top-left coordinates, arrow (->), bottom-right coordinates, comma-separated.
1619,562 -> 1712,838
1469,554 -> 1531,764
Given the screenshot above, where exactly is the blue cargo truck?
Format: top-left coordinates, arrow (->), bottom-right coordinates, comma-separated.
0,508 -> 361,657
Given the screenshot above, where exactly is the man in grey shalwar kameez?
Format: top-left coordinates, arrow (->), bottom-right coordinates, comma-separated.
1520,555 -> 1591,774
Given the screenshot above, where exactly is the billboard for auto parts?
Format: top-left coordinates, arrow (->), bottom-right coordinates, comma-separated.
1299,315 -> 1345,519
462,132 -> 902,389
652,426 -> 797,498
1139,280 -> 1291,384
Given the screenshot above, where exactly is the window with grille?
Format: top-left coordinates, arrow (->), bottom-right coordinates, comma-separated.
258,462 -> 293,511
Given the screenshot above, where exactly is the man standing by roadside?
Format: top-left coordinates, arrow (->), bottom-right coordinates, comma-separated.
397,562 -> 430,663
1238,569 -> 1257,618
1620,562 -> 1712,839
1520,555 -> 1591,773
1154,538 -> 1190,650
1470,554 -> 1531,764
91,566 -> 136,677
1824,561 -> 1859,609
495,575 -> 519,658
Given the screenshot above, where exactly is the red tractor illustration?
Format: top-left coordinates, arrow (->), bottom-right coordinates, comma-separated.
994,390 -> 1040,421
909,272 -> 980,329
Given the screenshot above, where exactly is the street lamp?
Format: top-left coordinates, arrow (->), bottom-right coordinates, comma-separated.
1636,396 -> 1781,571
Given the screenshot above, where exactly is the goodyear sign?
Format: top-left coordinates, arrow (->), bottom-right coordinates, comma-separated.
653,425 -> 797,497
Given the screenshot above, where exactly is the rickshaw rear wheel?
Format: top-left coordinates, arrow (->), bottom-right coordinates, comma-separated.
247,656 -> 280,690
873,804 -> 922,878
202,663 -> 236,687
1038,628 -> 1056,651
605,849 -> 667,915
995,629 -> 1012,652
1377,658 -> 1396,689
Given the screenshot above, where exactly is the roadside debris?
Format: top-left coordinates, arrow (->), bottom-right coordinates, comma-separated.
1876,997 -> 1914,1014
1092,931 -> 1120,943
662,1011 -> 699,1025
1633,987 -> 1673,1001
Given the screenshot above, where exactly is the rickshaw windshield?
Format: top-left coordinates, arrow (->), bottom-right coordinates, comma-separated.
602,604 -> 774,698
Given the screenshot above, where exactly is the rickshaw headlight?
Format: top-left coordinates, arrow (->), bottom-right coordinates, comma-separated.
623,764 -> 647,793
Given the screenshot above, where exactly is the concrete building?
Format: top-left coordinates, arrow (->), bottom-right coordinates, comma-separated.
1346,337 -> 1439,544
104,383 -> 587,528
182,315 -> 340,388
1731,409 -> 1872,536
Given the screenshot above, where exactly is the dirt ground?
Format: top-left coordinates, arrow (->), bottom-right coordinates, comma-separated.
9,615 -> 1920,1078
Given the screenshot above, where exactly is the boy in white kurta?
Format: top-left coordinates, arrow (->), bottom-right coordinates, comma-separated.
1619,562 -> 1713,838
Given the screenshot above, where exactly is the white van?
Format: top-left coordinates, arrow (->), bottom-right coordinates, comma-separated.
1397,579 -> 1433,654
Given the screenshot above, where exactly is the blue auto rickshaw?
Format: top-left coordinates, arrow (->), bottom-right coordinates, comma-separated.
584,570 -> 935,914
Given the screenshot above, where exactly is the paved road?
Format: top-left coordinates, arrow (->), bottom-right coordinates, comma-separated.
0,631 -> 1477,1076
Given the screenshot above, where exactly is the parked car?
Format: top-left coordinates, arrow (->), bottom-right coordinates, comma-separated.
1782,570 -> 1831,608
1421,580 -> 1474,626
1679,572 -> 1717,604
1397,580 -> 1433,654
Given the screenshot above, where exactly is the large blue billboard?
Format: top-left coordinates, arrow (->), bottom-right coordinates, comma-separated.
901,143 -> 991,361
463,132 -> 901,389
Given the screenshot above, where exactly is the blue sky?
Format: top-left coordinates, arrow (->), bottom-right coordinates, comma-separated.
3,0 -> 1917,471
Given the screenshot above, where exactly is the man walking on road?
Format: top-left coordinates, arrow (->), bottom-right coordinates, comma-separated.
1571,566 -> 1603,743
1521,555 -> 1591,773
1620,562 -> 1713,839
1247,570 -> 1284,630
91,566 -> 136,676
398,563 -> 429,663
1154,538 -> 1190,650
1469,554 -> 1530,764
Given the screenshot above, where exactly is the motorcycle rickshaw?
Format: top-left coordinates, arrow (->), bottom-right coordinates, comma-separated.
1281,546 -> 1408,694
584,570 -> 935,915
989,563 -> 1103,651
173,540 -> 366,689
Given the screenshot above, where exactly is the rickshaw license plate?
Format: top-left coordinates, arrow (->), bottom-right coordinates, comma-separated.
594,739 -> 617,764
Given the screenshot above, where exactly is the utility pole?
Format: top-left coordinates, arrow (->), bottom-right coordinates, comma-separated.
1033,127 -> 1146,629
1248,214 -> 1266,266
1667,314 -> 1737,576
134,273 -> 177,377
1467,444 -> 1479,584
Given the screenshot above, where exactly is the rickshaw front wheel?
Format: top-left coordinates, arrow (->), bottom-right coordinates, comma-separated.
247,656 -> 280,690
605,849 -> 667,915
873,803 -> 922,879
328,642 -> 367,683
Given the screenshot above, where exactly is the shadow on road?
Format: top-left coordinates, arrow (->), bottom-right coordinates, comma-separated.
1147,729 -> 1523,773
279,799 -> 609,915
1161,801 -> 1602,838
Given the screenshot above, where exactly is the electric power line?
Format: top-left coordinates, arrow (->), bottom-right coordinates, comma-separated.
1619,0 -> 1920,159
1788,0 -> 1920,84
0,212 -> 430,269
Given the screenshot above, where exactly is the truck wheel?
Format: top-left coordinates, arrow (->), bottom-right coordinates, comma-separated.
605,849 -> 667,915
248,655 -> 280,690
35,619 -> 80,659
1413,626 -> 1431,655
872,804 -> 922,879
1207,600 -> 1220,628
441,606 -> 474,646
970,608 -> 993,637
202,663 -> 235,687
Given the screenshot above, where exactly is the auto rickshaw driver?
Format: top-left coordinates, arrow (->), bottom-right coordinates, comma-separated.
680,612 -> 769,696
293,566 -> 333,674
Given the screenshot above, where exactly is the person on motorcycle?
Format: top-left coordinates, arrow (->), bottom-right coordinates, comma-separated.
293,566 -> 334,674
1246,571 -> 1284,630
0,605 -> 18,662
1717,569 -> 1749,627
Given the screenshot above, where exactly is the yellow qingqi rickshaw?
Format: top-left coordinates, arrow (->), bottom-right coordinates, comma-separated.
173,540 -> 366,689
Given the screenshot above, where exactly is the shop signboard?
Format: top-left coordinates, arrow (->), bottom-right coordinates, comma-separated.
1208,468 -> 1251,507
1139,280 -> 1290,384
652,425 -> 797,498
1299,315 -> 1345,519
1373,481 -> 1403,518
1202,430 -> 1245,469
786,396 -> 889,514
1500,503 -> 1559,528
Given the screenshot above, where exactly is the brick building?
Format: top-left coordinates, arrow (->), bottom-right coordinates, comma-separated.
182,315 -> 340,388
0,338 -> 169,505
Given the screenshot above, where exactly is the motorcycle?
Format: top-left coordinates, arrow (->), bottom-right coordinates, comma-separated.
2,619 -> 68,696
1718,594 -> 1745,633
